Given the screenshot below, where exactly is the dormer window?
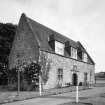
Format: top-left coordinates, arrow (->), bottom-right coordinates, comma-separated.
71,47 -> 77,59
55,41 -> 65,55
65,41 -> 77,59
83,53 -> 87,62
48,34 -> 64,55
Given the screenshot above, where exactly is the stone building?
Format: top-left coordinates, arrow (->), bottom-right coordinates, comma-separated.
9,13 -> 95,89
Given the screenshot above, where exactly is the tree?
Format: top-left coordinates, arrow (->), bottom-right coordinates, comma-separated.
0,23 -> 17,85
0,63 -> 8,85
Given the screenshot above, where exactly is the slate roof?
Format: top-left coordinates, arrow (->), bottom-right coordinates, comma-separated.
27,17 -> 78,49
20,13 -> 95,65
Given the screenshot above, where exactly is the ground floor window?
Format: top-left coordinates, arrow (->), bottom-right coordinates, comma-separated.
57,68 -> 63,87
57,68 -> 63,80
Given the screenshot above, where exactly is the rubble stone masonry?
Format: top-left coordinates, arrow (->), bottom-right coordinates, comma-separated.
41,51 -> 95,89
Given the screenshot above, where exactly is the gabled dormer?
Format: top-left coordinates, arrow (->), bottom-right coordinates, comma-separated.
48,34 -> 65,56
65,41 -> 77,59
77,46 -> 87,62
77,41 -> 95,65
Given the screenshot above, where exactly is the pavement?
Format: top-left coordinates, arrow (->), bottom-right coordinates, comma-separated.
2,86 -> 105,105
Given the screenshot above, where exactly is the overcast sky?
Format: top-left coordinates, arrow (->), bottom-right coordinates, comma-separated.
0,0 -> 105,73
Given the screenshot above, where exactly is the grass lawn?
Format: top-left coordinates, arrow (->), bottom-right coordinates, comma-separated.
0,80 -> 105,105
0,86 -> 89,104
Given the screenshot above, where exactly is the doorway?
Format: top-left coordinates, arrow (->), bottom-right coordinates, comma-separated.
72,73 -> 78,86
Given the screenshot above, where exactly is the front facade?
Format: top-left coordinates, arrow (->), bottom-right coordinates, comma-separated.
9,13 -> 95,89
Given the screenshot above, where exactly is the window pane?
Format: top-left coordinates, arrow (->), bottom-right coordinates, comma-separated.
55,41 -> 64,55
57,68 -> 63,80
71,47 -> 77,59
83,53 -> 87,62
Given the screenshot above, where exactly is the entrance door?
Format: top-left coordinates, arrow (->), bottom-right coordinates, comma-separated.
72,73 -> 78,86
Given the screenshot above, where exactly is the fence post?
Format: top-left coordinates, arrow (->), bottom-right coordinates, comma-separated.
76,85 -> 79,103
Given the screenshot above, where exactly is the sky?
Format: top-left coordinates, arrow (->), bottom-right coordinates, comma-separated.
0,0 -> 105,73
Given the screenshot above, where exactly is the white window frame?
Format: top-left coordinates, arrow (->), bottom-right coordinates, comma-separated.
55,41 -> 65,55
57,68 -> 63,81
83,53 -> 87,62
71,47 -> 77,59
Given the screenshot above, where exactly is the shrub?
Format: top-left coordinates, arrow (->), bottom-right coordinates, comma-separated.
8,62 -> 41,91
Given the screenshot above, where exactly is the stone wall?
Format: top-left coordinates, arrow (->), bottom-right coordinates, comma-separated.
41,51 -> 95,89
9,14 -> 39,69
